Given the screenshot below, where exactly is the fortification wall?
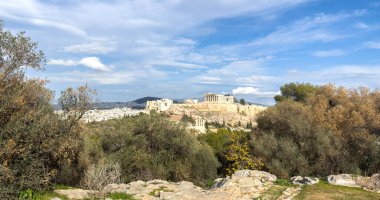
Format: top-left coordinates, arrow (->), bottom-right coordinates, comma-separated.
178,102 -> 267,117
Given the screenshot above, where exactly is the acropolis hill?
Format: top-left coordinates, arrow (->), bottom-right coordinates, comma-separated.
146,93 -> 267,133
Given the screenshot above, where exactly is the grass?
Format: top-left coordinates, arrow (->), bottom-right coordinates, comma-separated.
107,192 -> 135,200
294,180 -> 380,200
254,185 -> 289,200
32,191 -> 70,200
274,178 -> 293,186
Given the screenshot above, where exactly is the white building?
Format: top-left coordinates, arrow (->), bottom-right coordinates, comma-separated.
146,99 -> 173,112
184,99 -> 199,104
204,93 -> 234,104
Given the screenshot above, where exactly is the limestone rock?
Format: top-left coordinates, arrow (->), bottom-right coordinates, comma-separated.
327,174 -> 360,187
290,176 -> 319,185
355,174 -> 380,192
55,189 -> 95,199
278,187 -> 302,200
56,170 -> 277,200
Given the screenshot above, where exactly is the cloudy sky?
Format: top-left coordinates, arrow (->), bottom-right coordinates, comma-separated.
1,0 -> 380,105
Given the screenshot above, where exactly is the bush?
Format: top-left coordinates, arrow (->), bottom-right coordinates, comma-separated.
0,21 -> 93,198
252,83 -> 380,178
198,128 -> 260,176
82,162 -> 122,191
82,113 -> 219,186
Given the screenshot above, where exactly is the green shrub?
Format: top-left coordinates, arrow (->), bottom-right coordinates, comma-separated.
253,83 -> 380,178
0,20 -> 93,198
82,113 -> 219,186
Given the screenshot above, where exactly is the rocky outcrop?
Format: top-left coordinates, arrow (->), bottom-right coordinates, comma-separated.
290,176 -> 319,185
55,189 -> 95,199
55,170 -> 274,200
354,174 -> 380,193
278,187 -> 302,200
327,173 -> 380,192
327,174 -> 360,187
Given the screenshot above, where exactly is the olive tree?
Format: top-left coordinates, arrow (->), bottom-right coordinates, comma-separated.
0,20 -> 93,198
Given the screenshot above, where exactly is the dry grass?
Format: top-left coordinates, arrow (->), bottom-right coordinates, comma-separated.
294,181 -> 380,200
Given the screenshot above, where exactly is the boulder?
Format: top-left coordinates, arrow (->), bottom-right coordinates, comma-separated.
290,176 -> 319,185
355,174 -> 380,192
55,189 -> 95,199
327,174 -> 360,187
56,170 -> 278,200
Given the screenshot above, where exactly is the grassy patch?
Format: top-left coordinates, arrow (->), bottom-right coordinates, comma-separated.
274,178 -> 293,186
254,185 -> 289,200
294,180 -> 380,200
107,192 -> 135,200
32,191 -> 69,200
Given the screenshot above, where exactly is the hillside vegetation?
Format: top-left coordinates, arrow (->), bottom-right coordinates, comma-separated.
252,83 -> 380,178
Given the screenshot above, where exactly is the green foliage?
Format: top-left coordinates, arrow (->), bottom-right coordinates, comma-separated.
19,189 -> 35,200
274,82 -> 318,103
274,179 -> 293,186
253,84 -> 380,178
239,98 -> 246,105
0,21 -> 93,198
82,113 -> 219,187
107,192 -> 135,200
225,134 -> 263,176
181,114 -> 195,125
198,129 -> 260,176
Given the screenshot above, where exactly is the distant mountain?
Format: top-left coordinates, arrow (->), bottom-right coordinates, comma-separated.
132,96 -> 161,104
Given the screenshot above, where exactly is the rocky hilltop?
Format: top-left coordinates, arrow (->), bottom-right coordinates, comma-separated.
167,103 -> 267,128
55,170 -> 280,200
53,170 -> 380,200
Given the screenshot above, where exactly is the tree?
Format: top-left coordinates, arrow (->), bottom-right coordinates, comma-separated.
254,84 -> 380,178
0,20 -> 93,198
239,99 -> 246,105
274,82 -> 318,103
82,113 -> 219,187
225,133 -> 263,176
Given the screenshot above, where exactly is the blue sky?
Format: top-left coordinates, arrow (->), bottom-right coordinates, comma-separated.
1,0 -> 380,105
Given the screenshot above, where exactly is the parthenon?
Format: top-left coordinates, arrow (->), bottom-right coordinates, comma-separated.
204,93 -> 234,104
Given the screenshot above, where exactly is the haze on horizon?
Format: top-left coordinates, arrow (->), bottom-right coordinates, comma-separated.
1,0 -> 380,105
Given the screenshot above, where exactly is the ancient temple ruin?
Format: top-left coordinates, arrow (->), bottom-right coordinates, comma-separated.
204,93 -> 234,104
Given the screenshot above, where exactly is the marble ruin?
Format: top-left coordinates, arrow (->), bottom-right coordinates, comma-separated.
204,93 -> 234,104
146,98 -> 173,112
189,116 -> 206,133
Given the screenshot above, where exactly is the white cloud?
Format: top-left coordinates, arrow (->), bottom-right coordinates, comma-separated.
312,49 -> 346,57
48,57 -> 112,72
48,59 -> 77,66
251,10 -> 367,46
151,60 -> 208,69
363,41 -> 380,49
370,2 -> 380,7
79,57 -> 112,72
64,38 -> 117,54
354,22 -> 370,29
232,86 -> 280,97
